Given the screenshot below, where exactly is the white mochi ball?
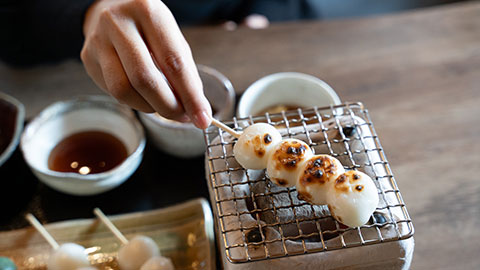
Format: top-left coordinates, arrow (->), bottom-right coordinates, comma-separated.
233,123 -> 282,170
326,171 -> 379,227
140,256 -> 175,270
47,243 -> 90,270
117,235 -> 160,270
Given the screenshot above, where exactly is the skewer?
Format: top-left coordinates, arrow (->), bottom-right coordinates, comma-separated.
93,208 -> 129,245
211,118 -> 241,138
25,213 -> 60,250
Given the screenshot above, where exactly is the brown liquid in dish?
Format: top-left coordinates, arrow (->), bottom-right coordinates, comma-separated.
48,130 -> 128,175
0,99 -> 18,155
258,104 -> 302,115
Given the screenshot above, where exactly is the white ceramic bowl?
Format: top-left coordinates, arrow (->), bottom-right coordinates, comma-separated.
237,72 -> 341,118
0,92 -> 25,167
20,96 -> 145,196
139,65 -> 235,158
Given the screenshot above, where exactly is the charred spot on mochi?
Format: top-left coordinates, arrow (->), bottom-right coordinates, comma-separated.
300,174 -> 323,186
246,228 -> 263,243
263,133 -> 272,144
298,144 -> 307,153
313,158 -> 324,167
286,142 -> 307,155
353,173 -> 360,180
336,174 -> 347,184
355,185 -> 364,191
313,169 -> 324,178
274,141 -> 308,171
298,191 -> 312,202
274,178 -> 288,186
287,160 -> 297,167
252,135 -> 266,157
334,174 -> 349,192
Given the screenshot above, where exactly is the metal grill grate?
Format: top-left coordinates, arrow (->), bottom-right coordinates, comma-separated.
204,102 -> 414,263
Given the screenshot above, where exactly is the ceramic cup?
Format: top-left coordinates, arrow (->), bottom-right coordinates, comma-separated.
237,72 -> 341,118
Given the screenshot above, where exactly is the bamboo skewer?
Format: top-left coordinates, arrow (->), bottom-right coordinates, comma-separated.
211,118 -> 241,138
93,208 -> 129,245
25,213 -> 60,250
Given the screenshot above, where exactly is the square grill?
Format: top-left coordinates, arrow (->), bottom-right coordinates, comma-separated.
203,102 -> 414,263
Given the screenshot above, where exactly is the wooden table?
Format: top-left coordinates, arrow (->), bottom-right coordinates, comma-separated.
0,1 -> 479,269
183,2 -> 480,269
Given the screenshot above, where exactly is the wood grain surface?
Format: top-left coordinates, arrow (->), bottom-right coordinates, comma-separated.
183,2 -> 480,269
0,1 -> 478,269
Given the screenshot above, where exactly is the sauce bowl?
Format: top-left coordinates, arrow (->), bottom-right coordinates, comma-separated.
20,96 -> 145,196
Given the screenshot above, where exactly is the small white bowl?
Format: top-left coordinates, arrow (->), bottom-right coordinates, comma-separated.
237,72 -> 341,118
0,92 -> 25,167
139,65 -> 235,158
20,96 -> 145,196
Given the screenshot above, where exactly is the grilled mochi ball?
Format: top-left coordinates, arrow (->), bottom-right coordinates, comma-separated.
140,256 -> 175,270
266,138 -> 313,187
296,155 -> 345,205
326,171 -> 379,227
47,243 -> 90,270
117,235 -> 160,270
233,123 -> 282,170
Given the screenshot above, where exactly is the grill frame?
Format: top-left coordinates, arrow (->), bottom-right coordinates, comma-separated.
204,102 -> 414,263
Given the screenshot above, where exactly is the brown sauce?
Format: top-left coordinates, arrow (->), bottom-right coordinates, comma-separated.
0,99 -> 18,155
258,104 -> 302,115
48,130 -> 128,175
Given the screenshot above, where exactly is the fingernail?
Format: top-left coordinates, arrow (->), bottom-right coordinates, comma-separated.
193,110 -> 212,129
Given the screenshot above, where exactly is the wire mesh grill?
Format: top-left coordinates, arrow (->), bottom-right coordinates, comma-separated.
204,102 -> 414,263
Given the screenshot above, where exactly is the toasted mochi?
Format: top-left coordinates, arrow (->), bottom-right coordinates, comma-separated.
296,155 -> 345,205
266,138 -> 313,187
140,256 -> 175,270
327,171 -> 379,227
118,235 -> 160,270
47,243 -> 90,270
233,123 -> 282,170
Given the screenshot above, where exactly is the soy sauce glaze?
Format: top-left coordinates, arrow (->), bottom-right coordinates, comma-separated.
48,130 -> 128,175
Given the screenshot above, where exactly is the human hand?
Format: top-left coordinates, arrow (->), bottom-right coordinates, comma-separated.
81,0 -> 211,129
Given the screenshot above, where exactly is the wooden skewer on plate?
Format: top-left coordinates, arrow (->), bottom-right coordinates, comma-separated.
25,213 -> 60,250
93,208 -> 129,245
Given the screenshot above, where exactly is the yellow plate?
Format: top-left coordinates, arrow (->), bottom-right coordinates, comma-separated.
0,198 -> 215,270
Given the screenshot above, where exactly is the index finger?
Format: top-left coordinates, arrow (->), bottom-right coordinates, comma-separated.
134,1 -> 212,129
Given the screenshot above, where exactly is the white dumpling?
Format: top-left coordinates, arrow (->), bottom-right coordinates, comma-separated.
117,235 -> 160,270
140,256 -> 175,270
326,171 -> 379,227
47,243 -> 90,270
296,155 -> 345,205
266,138 -> 313,187
233,123 -> 282,170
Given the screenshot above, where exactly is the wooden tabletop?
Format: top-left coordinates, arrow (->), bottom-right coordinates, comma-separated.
0,1 -> 478,269
184,2 -> 480,269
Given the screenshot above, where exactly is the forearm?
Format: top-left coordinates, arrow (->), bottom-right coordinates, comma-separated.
0,0 -> 96,67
